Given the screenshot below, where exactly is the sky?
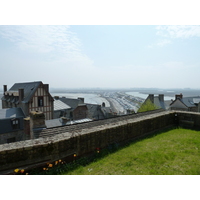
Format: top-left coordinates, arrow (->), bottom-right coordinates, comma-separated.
1,25 -> 200,90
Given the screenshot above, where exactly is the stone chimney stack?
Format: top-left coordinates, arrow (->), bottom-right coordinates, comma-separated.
19,88 -> 24,103
78,97 -> 84,103
175,93 -> 183,100
159,94 -> 164,102
61,117 -> 69,125
3,85 -> 7,94
44,84 -> 49,93
148,94 -> 154,103
23,117 -> 30,140
29,111 -> 46,139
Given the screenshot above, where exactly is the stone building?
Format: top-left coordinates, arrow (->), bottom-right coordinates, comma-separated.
54,97 -> 88,120
1,81 -> 54,120
0,107 -> 26,144
170,94 -> 200,112
143,94 -> 168,110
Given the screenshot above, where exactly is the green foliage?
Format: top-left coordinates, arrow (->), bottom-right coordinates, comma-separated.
22,128 -> 200,175
137,99 -> 158,113
62,128 -> 200,175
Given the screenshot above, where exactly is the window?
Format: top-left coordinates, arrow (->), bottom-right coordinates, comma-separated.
38,96 -> 44,107
11,119 -> 19,129
7,137 -> 16,143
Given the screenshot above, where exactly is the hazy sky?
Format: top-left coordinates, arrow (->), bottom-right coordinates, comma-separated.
1,25 -> 200,90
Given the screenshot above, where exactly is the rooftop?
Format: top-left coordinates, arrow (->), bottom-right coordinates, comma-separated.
0,108 -> 25,119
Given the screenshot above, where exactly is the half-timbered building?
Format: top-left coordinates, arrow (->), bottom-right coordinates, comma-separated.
1,81 -> 54,120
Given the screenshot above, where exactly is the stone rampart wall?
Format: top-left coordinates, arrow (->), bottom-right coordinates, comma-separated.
0,110 -> 200,174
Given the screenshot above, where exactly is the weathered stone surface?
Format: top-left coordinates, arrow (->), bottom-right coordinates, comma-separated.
0,110 -> 199,174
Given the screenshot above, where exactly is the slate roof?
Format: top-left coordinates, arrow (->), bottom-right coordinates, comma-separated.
145,94 -> 169,110
58,97 -> 84,110
154,96 -> 166,110
0,108 -> 25,134
45,118 -> 92,128
0,108 -> 25,119
86,103 -> 105,119
2,81 -> 42,104
54,99 -> 71,111
172,96 -> 200,108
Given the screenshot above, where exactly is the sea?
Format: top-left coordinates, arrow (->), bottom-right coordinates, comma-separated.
51,92 -> 111,107
1,88 -> 200,109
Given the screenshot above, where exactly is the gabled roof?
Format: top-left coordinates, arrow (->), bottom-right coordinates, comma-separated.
86,103 -> 105,119
59,97 -> 84,110
145,95 -> 167,110
0,108 -> 25,134
54,99 -> 71,111
153,96 -> 166,110
4,81 -> 42,103
170,96 -> 200,108
2,81 -> 54,104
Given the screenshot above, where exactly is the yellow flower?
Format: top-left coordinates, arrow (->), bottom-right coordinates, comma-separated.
26,173 -> 29,175
20,169 -> 25,173
74,154 -> 77,157
59,160 -> 62,162
48,164 -> 53,167
55,161 -> 58,165
14,169 -> 20,173
43,168 -> 46,170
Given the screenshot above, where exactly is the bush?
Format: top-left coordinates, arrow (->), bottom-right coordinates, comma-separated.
138,99 -> 158,113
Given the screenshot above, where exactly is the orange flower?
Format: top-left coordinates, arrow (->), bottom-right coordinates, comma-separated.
59,160 -> 62,162
74,154 -> 77,157
55,161 -> 58,165
43,168 -> 46,170
48,164 -> 53,167
20,169 -> 25,173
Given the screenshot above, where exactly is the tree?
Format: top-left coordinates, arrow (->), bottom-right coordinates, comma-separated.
137,99 -> 158,113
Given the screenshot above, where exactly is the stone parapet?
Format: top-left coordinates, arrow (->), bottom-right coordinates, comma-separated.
0,110 -> 199,174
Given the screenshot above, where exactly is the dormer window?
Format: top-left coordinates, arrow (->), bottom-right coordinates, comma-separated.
11,119 -> 19,129
38,96 -> 44,107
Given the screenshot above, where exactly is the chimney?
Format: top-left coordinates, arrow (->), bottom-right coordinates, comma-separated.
19,88 -> 24,103
148,94 -> 154,103
175,93 -> 183,100
61,117 -> 69,125
44,84 -> 49,93
3,85 -> 7,94
78,97 -> 84,103
159,94 -> 164,102
29,111 -> 46,139
23,117 -> 30,140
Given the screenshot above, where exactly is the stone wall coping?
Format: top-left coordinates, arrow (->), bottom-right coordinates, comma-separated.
0,110 -> 175,152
